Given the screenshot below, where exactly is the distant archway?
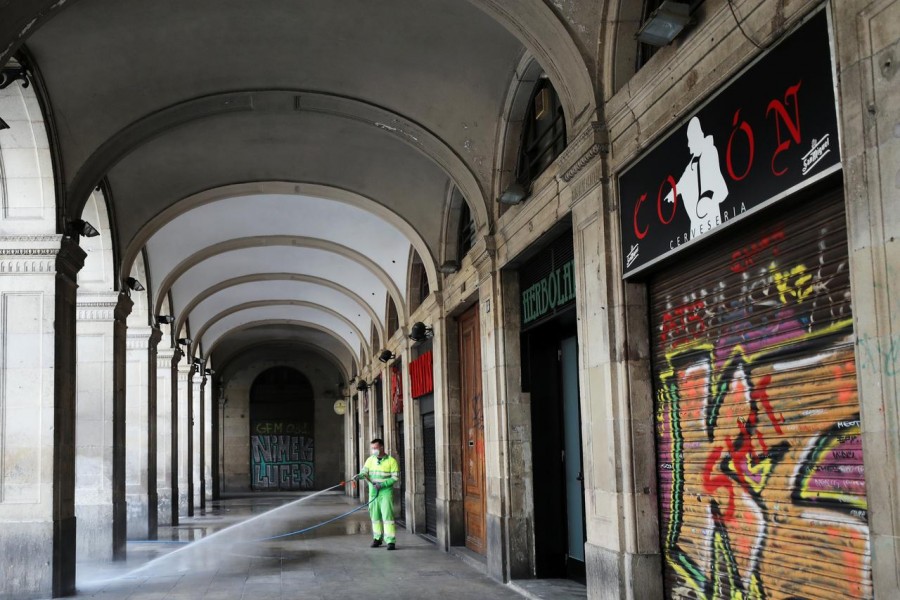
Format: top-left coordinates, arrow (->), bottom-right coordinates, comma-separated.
249,367 -> 315,490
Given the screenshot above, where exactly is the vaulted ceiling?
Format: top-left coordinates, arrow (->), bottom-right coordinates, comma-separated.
4,0 -> 595,372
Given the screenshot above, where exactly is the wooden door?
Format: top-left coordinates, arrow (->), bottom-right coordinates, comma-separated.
459,304 -> 486,554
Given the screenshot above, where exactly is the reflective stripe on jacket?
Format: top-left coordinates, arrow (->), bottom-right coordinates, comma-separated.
359,454 -> 400,489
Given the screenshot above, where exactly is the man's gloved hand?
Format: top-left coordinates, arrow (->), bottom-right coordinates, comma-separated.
373,482 -> 382,492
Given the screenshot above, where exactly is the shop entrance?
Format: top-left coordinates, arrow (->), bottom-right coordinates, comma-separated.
523,313 -> 585,580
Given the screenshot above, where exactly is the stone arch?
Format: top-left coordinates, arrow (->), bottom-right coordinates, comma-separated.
174,273 -> 385,351
152,236 -> 408,324
191,300 -> 372,364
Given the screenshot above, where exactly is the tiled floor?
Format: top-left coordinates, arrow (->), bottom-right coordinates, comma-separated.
71,492 -> 523,599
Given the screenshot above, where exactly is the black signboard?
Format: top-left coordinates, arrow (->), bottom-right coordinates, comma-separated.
618,10 -> 839,278
519,230 -> 575,330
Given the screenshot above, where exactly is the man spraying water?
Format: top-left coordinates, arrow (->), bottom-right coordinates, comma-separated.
353,438 -> 400,550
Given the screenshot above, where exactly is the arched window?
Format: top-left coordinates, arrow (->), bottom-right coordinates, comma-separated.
516,78 -> 566,188
386,296 -> 399,339
408,250 -> 430,313
457,198 -> 476,259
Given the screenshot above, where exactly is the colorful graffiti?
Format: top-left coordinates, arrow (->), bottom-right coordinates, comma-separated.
654,211 -> 872,599
250,421 -> 314,490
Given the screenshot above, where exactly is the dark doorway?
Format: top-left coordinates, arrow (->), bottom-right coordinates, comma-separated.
249,367 -> 315,490
522,311 -> 586,581
421,396 -> 437,537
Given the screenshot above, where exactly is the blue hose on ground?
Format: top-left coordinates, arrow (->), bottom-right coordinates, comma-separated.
130,482 -> 364,546
253,495 -> 376,542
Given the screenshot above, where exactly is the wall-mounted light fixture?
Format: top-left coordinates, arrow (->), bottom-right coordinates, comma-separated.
356,380 -> 370,392
0,117 -> 9,131
156,315 -> 175,326
498,181 -> 529,205
378,349 -> 396,363
439,261 -> 459,274
69,219 -> 99,238
636,1 -> 692,46
125,277 -> 145,292
409,322 -> 433,343
205,368 -> 215,376
177,337 -> 192,346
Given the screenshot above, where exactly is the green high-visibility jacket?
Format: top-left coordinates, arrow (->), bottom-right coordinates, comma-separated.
358,454 -> 400,496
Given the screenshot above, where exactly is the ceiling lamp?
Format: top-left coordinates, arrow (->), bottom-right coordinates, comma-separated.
439,261 -> 459,274
378,350 -> 396,363
409,322 -> 433,343
636,1 -> 692,47
69,219 -> 99,238
498,182 -> 529,205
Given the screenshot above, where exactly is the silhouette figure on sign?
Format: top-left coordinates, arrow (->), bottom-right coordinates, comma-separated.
665,117 -> 729,239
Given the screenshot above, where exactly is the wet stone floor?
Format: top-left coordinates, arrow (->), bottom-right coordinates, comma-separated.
72,492 -> 523,600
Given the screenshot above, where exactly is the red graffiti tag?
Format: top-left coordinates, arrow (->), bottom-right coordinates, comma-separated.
661,300 -> 707,348
730,229 -> 785,273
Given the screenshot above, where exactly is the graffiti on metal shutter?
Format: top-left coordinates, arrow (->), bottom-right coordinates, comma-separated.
652,197 -> 871,599
250,421 -> 314,490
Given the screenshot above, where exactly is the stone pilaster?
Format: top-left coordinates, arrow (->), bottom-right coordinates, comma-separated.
199,374 -> 208,510
156,346 -> 176,526
203,376 -> 214,504
176,362 -> 192,518
0,235 -> 85,599
125,326 -> 161,540
73,291 -> 132,562
191,373 -> 202,513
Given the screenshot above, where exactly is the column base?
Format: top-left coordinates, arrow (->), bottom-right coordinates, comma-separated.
584,542 -> 663,600
158,487 -> 174,526
76,503 -> 115,561
178,488 -> 191,518
0,519 -> 69,600
126,493 -> 150,540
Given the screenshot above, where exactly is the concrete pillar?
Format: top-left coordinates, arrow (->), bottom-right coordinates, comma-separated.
0,236 -> 84,598
191,373 -> 202,513
176,363 -> 191,518
156,347 -> 175,526
74,292 -> 132,561
125,327 -> 161,540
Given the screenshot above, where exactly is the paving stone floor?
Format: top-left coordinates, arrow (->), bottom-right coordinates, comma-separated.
70,491 -> 524,600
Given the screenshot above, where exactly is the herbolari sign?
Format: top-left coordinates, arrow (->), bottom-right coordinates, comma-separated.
618,10 -> 839,278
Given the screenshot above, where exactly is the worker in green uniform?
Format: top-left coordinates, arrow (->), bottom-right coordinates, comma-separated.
353,438 -> 400,550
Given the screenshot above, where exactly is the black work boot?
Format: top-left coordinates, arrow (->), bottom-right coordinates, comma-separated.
370,539 -> 382,548
386,543 -> 396,551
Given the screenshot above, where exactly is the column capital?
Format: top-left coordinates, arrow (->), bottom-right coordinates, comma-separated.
126,326 -> 157,350
0,234 -> 85,278
76,291 -> 120,321
114,293 -> 133,322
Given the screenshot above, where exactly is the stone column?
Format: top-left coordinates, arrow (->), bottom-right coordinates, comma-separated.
156,347 -> 175,526
432,298 -> 465,551
191,372 -> 202,513
0,236 -> 84,598
125,326 -> 161,540
74,292 -> 132,561
111,294 -> 132,559
176,363 -> 192,518
204,376 -> 214,504
198,375 -> 208,509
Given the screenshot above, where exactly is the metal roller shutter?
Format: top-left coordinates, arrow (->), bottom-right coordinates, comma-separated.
423,412 -> 438,537
651,192 -> 872,599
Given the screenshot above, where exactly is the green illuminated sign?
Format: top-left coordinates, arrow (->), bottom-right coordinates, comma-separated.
521,259 -> 576,325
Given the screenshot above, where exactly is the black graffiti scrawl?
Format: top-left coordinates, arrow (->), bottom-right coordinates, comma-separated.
619,10 -> 840,277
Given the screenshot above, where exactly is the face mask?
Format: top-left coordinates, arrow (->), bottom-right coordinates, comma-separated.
371,448 -> 380,455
